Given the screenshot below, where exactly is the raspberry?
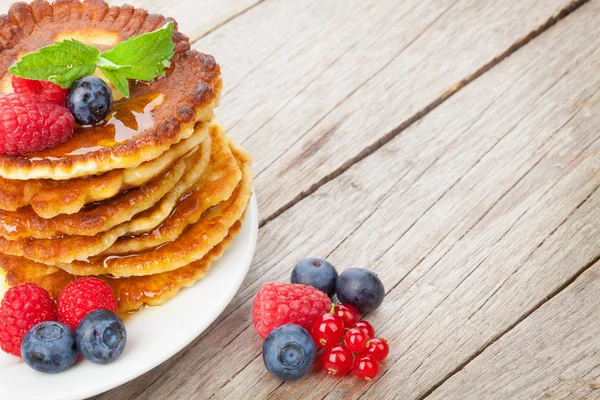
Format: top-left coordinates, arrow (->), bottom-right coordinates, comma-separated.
252,282 -> 331,338
0,283 -> 57,357
57,278 -> 117,331
0,93 -> 74,155
11,76 -> 68,105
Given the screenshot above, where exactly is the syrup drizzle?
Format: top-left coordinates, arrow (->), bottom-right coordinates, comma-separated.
29,93 -> 165,160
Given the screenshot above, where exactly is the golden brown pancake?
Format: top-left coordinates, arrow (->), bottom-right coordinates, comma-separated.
56,138 -> 252,276
0,121 -> 208,218
114,123 -> 241,239
0,0 -> 222,180
0,133 -> 211,240
0,125 -> 241,265
0,220 -> 243,313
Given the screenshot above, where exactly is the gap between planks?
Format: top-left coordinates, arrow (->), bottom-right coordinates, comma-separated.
257,0 -> 591,230
416,219 -> 600,400
189,0 -> 267,42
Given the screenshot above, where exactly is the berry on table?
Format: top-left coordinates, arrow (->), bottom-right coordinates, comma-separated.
252,282 -> 331,338
12,76 -> 68,105
367,337 -> 389,361
353,320 -> 375,338
353,354 -> 380,381
66,76 -> 113,125
334,303 -> 361,328
263,324 -> 317,380
344,328 -> 370,353
57,277 -> 117,331
336,268 -> 385,313
21,321 -> 77,373
321,344 -> 353,376
311,311 -> 345,348
0,93 -> 74,155
76,309 -> 126,364
0,283 -> 56,357
291,258 -> 338,296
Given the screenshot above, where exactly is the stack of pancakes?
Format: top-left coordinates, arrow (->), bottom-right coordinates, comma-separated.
0,0 -> 253,313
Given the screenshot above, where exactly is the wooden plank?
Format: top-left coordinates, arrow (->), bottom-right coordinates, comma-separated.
0,0 -> 262,42
95,1 -> 600,399
428,259 -> 600,400
223,5 -> 600,400
192,0 -> 588,222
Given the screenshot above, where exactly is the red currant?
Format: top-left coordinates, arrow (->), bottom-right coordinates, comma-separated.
353,320 -> 375,338
334,303 -> 361,328
353,355 -> 380,381
321,345 -> 353,376
367,337 -> 389,361
344,328 -> 370,353
311,313 -> 345,347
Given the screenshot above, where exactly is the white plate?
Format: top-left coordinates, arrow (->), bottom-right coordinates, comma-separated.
0,194 -> 258,400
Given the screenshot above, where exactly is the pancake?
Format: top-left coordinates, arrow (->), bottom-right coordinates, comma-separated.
56,138 -> 252,276
0,219 -> 243,313
0,134 -> 211,240
0,124 -> 238,265
0,121 -> 208,218
117,123 -> 241,238
0,0 -> 222,180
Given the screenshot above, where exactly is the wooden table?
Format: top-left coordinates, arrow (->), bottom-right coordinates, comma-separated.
4,0 -> 598,398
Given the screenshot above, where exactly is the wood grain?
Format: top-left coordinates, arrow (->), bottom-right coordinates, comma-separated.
94,1 -> 600,399
428,259 -> 600,400
193,0 -> 588,222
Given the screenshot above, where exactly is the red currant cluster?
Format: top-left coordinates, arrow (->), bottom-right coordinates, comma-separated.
311,304 -> 389,381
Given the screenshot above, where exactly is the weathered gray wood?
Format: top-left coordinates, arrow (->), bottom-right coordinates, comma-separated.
194,0 -> 587,222
428,259 -> 600,400
95,1 -> 600,399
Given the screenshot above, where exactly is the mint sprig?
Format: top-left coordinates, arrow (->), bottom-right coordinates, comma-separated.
9,22 -> 175,98
9,40 -> 99,88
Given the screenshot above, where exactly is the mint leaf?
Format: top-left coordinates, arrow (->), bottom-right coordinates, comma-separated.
95,57 -> 132,72
99,67 -> 130,98
9,40 -> 99,88
100,22 -> 175,81
8,22 -> 175,96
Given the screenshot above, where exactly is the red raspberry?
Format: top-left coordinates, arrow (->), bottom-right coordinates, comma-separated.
252,282 -> 331,338
0,93 -> 74,155
11,76 -> 68,105
57,278 -> 117,331
0,283 -> 57,357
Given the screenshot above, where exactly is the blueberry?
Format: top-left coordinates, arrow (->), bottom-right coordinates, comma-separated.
76,309 -> 126,364
263,324 -> 316,380
291,258 -> 338,296
66,76 -> 113,125
336,268 -> 385,313
21,321 -> 78,373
